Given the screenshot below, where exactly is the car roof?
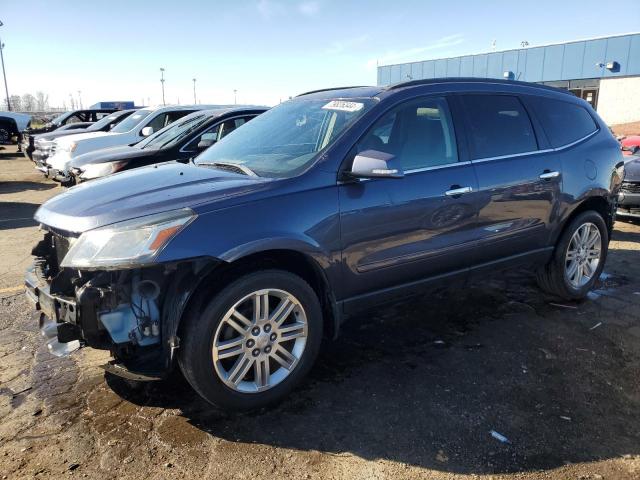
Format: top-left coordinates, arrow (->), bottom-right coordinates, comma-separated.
140,104 -> 240,113
295,78 -> 577,102
108,109 -> 137,117
296,86 -> 384,99
178,105 -> 269,120
386,77 -> 575,96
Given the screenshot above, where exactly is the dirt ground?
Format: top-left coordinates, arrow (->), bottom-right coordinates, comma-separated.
1,144 -> 639,480
611,121 -> 640,137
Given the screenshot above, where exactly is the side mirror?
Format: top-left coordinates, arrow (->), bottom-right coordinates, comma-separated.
197,132 -> 218,150
141,126 -> 154,137
347,149 -> 403,179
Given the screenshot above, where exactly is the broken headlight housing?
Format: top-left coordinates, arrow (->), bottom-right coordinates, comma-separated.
60,208 -> 196,269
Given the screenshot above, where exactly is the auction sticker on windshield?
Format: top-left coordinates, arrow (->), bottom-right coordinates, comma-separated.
322,101 -> 364,112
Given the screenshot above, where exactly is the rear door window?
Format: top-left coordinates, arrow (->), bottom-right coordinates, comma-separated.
462,95 -> 538,159
529,97 -> 598,148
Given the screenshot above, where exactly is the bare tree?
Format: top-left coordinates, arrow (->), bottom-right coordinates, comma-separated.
21,93 -> 36,112
35,91 -> 49,111
9,95 -> 21,111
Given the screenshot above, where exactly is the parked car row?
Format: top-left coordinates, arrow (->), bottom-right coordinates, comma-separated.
32,110 -> 136,172
25,78 -> 624,411
68,107 -> 266,183
22,108 -> 121,159
26,104 -> 269,185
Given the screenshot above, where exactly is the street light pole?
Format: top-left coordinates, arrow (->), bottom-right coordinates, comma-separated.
192,78 -> 197,104
0,21 -> 11,111
160,67 -> 166,106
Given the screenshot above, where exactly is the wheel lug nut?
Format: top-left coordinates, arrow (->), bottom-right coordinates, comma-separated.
264,346 -> 272,354
252,349 -> 260,357
270,333 -> 277,341
251,327 -> 260,336
246,339 -> 255,348
264,324 -> 271,333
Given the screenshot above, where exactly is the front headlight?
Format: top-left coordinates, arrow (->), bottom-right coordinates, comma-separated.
60,209 -> 196,269
78,161 -> 128,180
61,141 -> 77,153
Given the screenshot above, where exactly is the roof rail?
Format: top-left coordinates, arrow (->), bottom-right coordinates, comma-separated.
296,86 -> 371,97
386,77 -> 575,96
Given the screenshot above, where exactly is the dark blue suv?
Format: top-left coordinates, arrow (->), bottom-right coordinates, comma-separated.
26,79 -> 623,410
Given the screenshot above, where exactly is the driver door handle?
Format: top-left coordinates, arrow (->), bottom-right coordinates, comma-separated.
539,170 -> 561,180
445,186 -> 473,197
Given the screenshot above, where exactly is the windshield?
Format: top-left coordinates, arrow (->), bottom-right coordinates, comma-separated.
87,111 -> 127,131
110,109 -> 152,133
195,98 -> 374,178
137,113 -> 209,150
50,112 -> 71,126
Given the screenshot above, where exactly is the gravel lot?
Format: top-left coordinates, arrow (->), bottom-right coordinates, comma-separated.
1,144 -> 639,479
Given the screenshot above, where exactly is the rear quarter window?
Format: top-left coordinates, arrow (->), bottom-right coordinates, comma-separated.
461,94 -> 538,159
530,97 -> 598,148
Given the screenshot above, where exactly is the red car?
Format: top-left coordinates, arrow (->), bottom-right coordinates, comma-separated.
621,135 -> 640,156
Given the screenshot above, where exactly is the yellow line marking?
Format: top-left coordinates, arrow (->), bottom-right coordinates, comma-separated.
0,286 -> 24,294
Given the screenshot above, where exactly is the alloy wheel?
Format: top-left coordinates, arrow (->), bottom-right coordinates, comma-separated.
212,288 -> 308,393
565,222 -> 602,288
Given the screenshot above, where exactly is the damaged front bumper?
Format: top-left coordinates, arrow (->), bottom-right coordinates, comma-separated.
25,265 -> 82,357
25,232 -> 218,381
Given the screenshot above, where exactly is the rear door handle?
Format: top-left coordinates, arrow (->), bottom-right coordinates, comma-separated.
539,170 -> 561,180
445,186 -> 473,197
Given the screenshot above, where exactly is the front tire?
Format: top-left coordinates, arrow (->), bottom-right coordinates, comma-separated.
536,210 -> 608,300
178,270 -> 323,410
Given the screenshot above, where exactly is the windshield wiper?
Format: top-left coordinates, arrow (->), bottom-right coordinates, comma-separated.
198,161 -> 258,177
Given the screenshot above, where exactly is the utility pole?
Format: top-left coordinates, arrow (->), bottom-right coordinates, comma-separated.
78,90 -> 82,109
0,21 -> 11,111
160,67 -> 166,105
233,89 -> 237,105
192,78 -> 197,104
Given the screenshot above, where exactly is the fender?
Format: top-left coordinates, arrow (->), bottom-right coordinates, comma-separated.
551,186 -> 615,244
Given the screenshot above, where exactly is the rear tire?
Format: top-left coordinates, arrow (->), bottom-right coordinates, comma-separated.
536,210 -> 608,300
178,270 -> 323,411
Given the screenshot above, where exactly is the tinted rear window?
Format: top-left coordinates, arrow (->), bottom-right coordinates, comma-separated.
530,97 -> 598,148
462,95 -> 538,159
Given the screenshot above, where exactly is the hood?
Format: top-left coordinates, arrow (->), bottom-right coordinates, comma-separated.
1,112 -> 31,131
55,130 -> 133,158
35,162 -> 269,233
70,145 -> 154,168
56,130 -> 116,146
35,129 -> 91,143
624,156 -> 640,182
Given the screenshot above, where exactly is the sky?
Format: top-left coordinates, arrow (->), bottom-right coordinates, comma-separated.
1,0 -> 640,109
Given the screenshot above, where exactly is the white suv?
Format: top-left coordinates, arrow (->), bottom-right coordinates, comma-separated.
45,105 -> 226,184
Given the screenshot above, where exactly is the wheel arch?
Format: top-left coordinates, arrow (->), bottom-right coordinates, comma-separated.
170,248 -> 340,363
554,193 -> 614,246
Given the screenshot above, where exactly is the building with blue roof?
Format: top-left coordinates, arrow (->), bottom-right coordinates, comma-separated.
377,32 -> 640,126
